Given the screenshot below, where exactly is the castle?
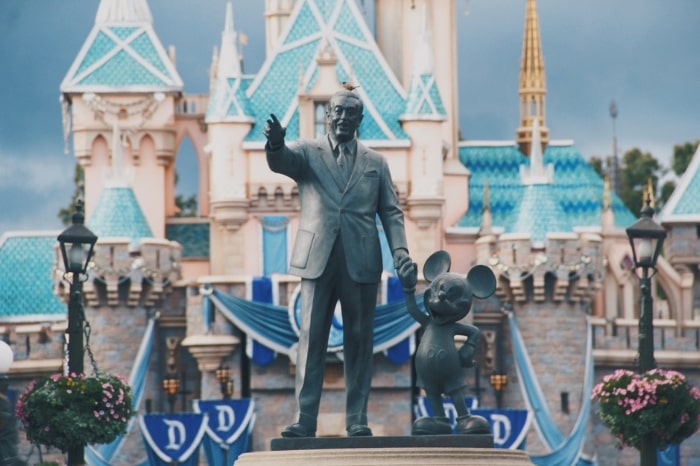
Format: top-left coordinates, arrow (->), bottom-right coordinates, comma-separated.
1,0 -> 699,464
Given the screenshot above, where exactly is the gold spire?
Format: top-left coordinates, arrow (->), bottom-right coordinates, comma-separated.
645,178 -> 655,208
517,0 -> 549,155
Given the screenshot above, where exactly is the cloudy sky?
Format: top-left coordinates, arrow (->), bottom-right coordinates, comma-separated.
0,0 -> 698,234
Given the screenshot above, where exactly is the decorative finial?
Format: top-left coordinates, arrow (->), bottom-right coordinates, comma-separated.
72,199 -> 86,225
645,179 -> 655,209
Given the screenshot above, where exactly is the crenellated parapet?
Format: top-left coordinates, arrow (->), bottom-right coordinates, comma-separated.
53,238 -> 182,307
477,231 -> 603,304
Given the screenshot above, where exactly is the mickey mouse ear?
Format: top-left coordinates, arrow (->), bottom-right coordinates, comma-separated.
466,264 -> 497,299
423,250 -> 451,282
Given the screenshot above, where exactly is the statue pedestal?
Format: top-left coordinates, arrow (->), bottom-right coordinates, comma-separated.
235,436 -> 534,465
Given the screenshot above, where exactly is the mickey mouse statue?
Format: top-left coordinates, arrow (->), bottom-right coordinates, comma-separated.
397,250 -> 496,436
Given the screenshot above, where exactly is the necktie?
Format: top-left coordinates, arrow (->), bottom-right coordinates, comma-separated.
337,145 -> 352,184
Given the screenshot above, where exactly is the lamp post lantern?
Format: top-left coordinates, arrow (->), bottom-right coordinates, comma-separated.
625,194 -> 666,466
57,199 -> 97,466
216,365 -> 234,399
162,374 -> 180,413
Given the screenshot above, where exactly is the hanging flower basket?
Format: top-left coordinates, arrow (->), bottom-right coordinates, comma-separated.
15,371 -> 133,453
591,368 -> 700,450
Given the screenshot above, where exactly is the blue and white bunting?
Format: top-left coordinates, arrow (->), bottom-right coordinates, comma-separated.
140,413 -> 208,466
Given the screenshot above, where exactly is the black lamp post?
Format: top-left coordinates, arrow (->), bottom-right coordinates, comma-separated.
625,195 -> 666,466
57,199 -> 97,466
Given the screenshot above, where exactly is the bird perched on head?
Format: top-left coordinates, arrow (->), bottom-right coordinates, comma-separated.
342,81 -> 360,91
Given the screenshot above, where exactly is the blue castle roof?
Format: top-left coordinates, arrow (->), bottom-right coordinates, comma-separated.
0,233 -> 66,322
60,4 -> 182,93
242,0 -> 409,143
88,186 -> 153,241
457,142 -> 636,235
659,145 -> 700,223
401,74 -> 447,120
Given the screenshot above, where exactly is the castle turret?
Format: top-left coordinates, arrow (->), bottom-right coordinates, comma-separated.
264,0 -> 295,56
399,4 -> 448,259
60,0 -> 184,237
375,0 -> 459,161
205,1 -> 256,274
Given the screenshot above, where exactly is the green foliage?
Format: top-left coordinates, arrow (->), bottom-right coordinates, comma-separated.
619,148 -> 662,215
175,194 -> 198,217
15,372 -> 133,452
659,180 -> 676,209
591,368 -> 700,451
57,164 -> 85,226
588,156 -> 604,178
672,140 -> 698,177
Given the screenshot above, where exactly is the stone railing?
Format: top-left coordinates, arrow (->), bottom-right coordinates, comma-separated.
591,315 -> 700,368
176,94 -> 209,116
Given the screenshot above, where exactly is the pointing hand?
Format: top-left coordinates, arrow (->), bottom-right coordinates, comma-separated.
264,113 -> 286,148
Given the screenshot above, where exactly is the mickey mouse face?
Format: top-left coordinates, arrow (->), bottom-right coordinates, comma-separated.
426,273 -> 472,324
421,250 -> 497,325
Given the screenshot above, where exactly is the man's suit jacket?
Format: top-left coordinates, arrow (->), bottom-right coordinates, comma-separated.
266,136 -> 408,284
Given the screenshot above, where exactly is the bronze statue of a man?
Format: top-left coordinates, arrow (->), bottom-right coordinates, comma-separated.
264,89 -> 412,438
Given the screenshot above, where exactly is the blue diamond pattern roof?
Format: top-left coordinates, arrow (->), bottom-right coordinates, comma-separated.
505,184 -> 571,241
61,23 -> 183,93
457,143 -> 636,233
0,233 -> 66,322
659,146 -> 700,223
206,76 -> 255,123
87,186 -> 153,241
402,74 -> 447,120
243,0 -> 408,143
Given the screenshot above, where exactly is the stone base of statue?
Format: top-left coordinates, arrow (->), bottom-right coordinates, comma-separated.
235,435 -> 534,465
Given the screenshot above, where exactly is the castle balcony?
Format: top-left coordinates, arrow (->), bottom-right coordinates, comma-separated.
176,94 -> 209,118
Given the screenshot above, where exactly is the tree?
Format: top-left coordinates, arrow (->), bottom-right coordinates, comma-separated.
659,180 -> 676,208
173,171 -> 198,217
671,140 -> 698,176
58,163 -> 85,226
619,148 -> 662,216
175,194 -> 198,217
588,156 -> 604,179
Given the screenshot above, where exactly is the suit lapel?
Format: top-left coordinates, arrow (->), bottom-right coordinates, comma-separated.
345,142 -> 369,192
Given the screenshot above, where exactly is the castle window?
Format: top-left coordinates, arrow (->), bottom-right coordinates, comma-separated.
314,101 -> 328,138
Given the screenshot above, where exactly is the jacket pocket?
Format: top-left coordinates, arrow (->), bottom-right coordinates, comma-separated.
290,229 -> 315,269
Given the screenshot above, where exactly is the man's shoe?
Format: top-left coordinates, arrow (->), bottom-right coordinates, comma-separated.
456,414 -> 491,435
411,416 -> 452,435
347,424 -> 373,437
281,422 -> 316,438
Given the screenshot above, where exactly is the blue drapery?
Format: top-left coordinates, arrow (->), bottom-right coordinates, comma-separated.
140,413 -> 208,466
508,313 -> 595,466
261,216 -> 288,275
248,277 -> 277,365
206,276 -> 422,365
193,399 -> 256,466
